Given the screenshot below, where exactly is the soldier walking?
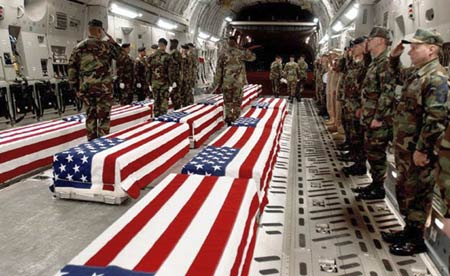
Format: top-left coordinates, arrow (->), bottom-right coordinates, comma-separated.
270,55 -> 283,97
68,19 -> 121,141
212,36 -> 256,125
284,55 -> 300,103
116,43 -> 135,105
186,43 -> 197,105
355,26 -> 396,200
149,38 -> 171,117
168,39 -> 182,110
135,47 -> 149,101
180,44 -> 190,108
382,29 -> 449,256
297,55 -> 308,100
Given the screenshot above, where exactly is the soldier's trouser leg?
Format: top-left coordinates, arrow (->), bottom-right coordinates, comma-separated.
271,80 -> 279,97
223,87 -> 243,122
171,87 -> 182,110
342,106 -> 352,142
154,86 -> 169,117
365,126 -> 391,187
349,117 -> 366,163
85,95 -> 97,141
335,99 -> 342,129
287,81 -> 296,98
186,85 -> 194,106
437,136 -> 450,215
135,86 -> 146,101
120,86 -> 133,105
96,93 -> 112,138
394,146 -> 436,230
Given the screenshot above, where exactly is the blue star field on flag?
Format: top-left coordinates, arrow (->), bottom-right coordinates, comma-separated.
132,100 -> 153,106
60,265 -> 154,276
52,137 -> 124,189
231,117 -> 260,128
198,97 -> 219,105
62,114 -> 86,122
181,146 -> 240,176
155,111 -> 189,123
251,102 -> 271,109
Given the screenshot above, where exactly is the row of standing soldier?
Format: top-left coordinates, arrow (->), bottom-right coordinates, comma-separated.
270,55 -> 308,102
315,26 -> 450,260
68,19 -> 199,142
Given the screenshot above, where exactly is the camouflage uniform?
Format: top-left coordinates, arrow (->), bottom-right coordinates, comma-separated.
68,36 -> 121,141
168,49 -> 183,110
343,54 -> 371,162
283,61 -> 300,99
213,45 -> 256,122
270,60 -> 282,97
314,61 -> 322,102
135,55 -> 149,100
186,50 -> 198,105
361,48 -> 395,189
437,125 -> 450,219
297,59 -> 308,98
391,55 -> 448,228
149,49 -> 171,117
180,54 -> 191,107
116,52 -> 135,105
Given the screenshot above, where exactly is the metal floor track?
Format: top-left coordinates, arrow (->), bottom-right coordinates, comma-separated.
286,100 -> 439,276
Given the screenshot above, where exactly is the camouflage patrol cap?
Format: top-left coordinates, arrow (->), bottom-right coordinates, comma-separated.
369,26 -> 390,40
187,43 -> 195,48
88,19 -> 103,28
401,28 -> 443,47
137,46 -> 146,52
181,44 -> 189,49
121,43 -> 131,48
151,44 -> 158,50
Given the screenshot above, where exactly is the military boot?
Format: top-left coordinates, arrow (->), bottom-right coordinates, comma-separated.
336,142 -> 350,151
337,151 -> 354,162
381,225 -> 413,244
357,187 -> 385,200
389,227 -> 427,256
351,182 -> 373,193
343,163 -> 367,176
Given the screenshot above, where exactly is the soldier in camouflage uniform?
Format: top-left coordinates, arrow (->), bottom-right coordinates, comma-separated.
180,44 -> 190,108
356,27 -> 396,200
340,37 -> 372,175
135,47 -> 149,101
297,55 -> 308,100
284,55 -> 300,103
212,36 -> 256,125
68,19 -> 121,141
270,55 -> 283,97
168,39 -> 182,110
380,29 -> 449,256
186,43 -> 198,106
149,38 -> 171,117
116,43 -> 135,105
317,55 -> 329,116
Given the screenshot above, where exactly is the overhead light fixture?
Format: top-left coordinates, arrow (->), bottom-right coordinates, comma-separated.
319,34 -> 329,44
198,31 -> 210,39
225,17 -> 233,22
313,18 -> 319,24
110,3 -> 142,19
210,36 -> 220,42
305,36 -> 310,44
345,5 -> 359,20
157,19 -> 177,30
167,31 -> 176,36
332,21 -> 343,32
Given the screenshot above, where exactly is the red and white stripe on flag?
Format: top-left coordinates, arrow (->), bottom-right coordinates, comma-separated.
66,174 -> 260,276
55,121 -> 190,199
0,104 -> 152,184
241,84 -> 262,109
176,104 -> 224,148
208,125 -> 281,204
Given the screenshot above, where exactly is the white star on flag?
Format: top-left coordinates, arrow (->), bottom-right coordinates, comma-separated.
81,155 -> 88,164
213,165 -> 221,171
66,154 -> 73,163
67,174 -> 73,181
59,164 -> 66,172
73,164 -> 80,173
80,174 -> 87,182
53,155 -> 58,162
195,164 -> 204,170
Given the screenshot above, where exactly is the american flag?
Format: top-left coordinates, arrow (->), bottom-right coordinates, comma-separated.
251,97 -> 286,110
61,174 -> 259,276
231,117 -> 261,128
156,104 -> 223,148
237,102 -> 287,131
62,114 -> 86,122
52,121 -> 190,199
0,104 -> 153,185
182,126 -> 280,203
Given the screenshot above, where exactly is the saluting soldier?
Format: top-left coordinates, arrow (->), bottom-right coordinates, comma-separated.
356,26 -> 396,200
168,39 -> 182,110
382,29 -> 449,256
212,36 -> 256,125
116,43 -> 135,105
180,44 -> 190,107
149,38 -> 171,117
270,55 -> 283,98
68,19 -> 121,141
